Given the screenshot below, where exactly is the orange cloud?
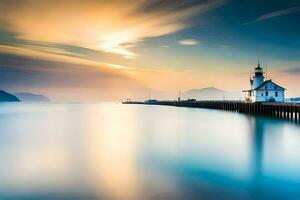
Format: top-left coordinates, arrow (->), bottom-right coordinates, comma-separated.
0,0 -> 224,58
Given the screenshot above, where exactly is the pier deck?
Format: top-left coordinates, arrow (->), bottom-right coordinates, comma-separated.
123,100 -> 300,123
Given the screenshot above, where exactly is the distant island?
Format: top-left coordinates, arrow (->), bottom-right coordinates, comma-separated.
0,90 -> 20,102
14,93 -> 51,102
0,90 -> 50,102
286,97 -> 300,103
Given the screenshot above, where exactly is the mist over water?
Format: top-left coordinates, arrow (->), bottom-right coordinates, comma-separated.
0,103 -> 300,200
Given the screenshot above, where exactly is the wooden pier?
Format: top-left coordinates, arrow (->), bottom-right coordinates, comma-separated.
123,101 -> 300,123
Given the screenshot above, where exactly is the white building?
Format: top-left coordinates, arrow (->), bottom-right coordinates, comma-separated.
243,62 -> 285,102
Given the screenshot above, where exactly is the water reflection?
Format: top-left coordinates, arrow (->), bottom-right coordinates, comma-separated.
82,104 -> 142,200
249,117 -> 264,180
0,103 -> 299,200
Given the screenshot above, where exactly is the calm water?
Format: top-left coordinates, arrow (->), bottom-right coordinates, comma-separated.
0,103 -> 300,200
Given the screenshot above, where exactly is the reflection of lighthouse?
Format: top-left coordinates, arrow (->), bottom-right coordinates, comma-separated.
251,61 -> 265,90
248,117 -> 265,200
249,117 -> 264,178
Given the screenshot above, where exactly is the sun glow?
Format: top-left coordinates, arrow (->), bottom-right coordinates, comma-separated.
98,30 -> 138,59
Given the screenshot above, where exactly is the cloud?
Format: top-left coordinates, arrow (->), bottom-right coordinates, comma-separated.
244,6 -> 300,24
178,39 -> 199,45
282,67 -> 300,74
0,52 -> 152,101
0,44 -> 124,69
0,0 -> 224,59
0,45 -> 208,101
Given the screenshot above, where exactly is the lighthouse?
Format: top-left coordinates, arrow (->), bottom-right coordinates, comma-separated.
251,61 -> 265,89
243,61 -> 285,102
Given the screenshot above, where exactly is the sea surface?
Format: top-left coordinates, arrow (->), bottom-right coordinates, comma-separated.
0,102 -> 300,200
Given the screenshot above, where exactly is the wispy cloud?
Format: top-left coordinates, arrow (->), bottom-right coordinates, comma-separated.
282,67 -> 300,74
244,6 -> 300,25
178,39 -> 199,46
0,0 -> 224,59
0,44 -> 117,69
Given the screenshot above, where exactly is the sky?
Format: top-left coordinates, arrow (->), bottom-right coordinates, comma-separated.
0,0 -> 300,101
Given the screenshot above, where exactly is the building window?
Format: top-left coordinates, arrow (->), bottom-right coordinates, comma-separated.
275,91 -> 278,97
266,91 -> 268,96
261,93 -> 263,96
265,85 -> 267,89
275,86 -> 277,89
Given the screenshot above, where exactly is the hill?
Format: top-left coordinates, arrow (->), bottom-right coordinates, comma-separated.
183,87 -> 243,100
14,93 -> 51,102
0,90 -> 21,102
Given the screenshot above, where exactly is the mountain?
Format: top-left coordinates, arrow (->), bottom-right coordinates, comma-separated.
14,93 -> 51,102
286,97 -> 300,103
183,87 -> 243,100
0,90 -> 21,102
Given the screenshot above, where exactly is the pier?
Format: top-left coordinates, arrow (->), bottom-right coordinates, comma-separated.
123,101 -> 300,123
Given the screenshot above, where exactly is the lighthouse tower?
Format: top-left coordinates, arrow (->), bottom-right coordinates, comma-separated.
251,61 -> 265,89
